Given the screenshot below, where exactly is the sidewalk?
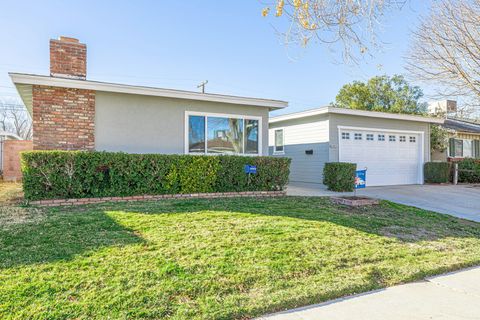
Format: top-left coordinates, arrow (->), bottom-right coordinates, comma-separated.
258,266 -> 480,320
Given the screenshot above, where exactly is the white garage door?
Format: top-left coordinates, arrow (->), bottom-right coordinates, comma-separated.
338,128 -> 423,186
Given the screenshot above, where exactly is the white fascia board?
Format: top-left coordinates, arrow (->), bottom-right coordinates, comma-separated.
270,106 -> 445,124
269,107 -> 330,123
9,73 -> 288,110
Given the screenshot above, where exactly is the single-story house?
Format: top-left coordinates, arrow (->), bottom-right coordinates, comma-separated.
10,36 -> 287,155
269,107 -> 444,186
428,100 -> 480,161
433,118 -> 480,161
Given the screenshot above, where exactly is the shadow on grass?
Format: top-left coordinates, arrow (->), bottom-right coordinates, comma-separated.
0,207 -> 144,269
2,196 -> 480,319
85,196 -> 480,243
4,196 -> 479,269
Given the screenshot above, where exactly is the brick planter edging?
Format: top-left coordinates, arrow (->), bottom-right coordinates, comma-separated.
330,196 -> 380,207
29,191 -> 287,207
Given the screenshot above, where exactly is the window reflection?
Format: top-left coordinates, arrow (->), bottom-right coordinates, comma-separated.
188,114 -> 260,155
207,117 -> 244,154
245,119 -> 259,154
188,115 -> 205,153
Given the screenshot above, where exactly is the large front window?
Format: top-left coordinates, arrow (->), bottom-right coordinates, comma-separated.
187,113 -> 260,155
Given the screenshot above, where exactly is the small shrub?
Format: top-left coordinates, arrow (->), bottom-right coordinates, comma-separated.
21,151 -> 291,201
323,162 -> 356,192
458,158 -> 480,183
424,162 -> 450,183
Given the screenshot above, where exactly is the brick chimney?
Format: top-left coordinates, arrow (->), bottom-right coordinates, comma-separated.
50,36 -> 86,80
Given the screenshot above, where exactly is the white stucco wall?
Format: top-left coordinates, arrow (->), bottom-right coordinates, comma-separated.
94,91 -> 270,155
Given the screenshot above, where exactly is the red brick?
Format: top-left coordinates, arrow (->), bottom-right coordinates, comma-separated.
32,86 -> 95,150
50,37 -> 86,80
2,140 -> 33,181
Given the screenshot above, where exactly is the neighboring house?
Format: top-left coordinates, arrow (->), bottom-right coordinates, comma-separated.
429,100 -> 480,161
10,36 -> 287,156
431,117 -> 480,161
269,107 -> 443,186
0,130 -> 21,141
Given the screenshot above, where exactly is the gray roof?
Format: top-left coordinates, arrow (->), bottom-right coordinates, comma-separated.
444,118 -> 480,134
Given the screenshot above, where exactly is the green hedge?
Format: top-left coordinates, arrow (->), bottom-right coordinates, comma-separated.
323,162 -> 356,192
458,158 -> 480,183
21,151 -> 291,201
424,162 -> 450,184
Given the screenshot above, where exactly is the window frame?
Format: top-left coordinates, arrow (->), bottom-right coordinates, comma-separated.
185,111 -> 262,156
341,132 -> 350,140
449,138 -> 477,158
366,133 -> 374,141
273,128 -> 285,154
378,134 -> 385,141
354,133 -> 363,140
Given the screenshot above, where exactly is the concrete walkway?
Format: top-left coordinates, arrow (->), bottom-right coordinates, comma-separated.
287,183 -> 480,222
258,267 -> 480,320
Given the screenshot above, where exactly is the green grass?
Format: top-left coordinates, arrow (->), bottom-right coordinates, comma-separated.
1,197 -> 480,319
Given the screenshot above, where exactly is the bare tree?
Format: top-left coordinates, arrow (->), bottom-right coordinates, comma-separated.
9,109 -> 32,140
406,0 -> 480,117
0,98 -> 32,140
262,0 -> 407,63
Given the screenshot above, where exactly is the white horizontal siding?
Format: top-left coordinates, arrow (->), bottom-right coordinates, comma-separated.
269,115 -> 329,184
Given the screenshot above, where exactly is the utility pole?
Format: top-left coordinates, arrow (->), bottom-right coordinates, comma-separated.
197,80 -> 208,93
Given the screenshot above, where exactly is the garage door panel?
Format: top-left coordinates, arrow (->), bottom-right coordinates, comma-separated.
339,129 -> 422,186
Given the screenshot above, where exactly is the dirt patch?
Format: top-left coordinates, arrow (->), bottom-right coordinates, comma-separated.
0,205 -> 46,228
331,196 -> 380,207
380,225 -> 439,241
0,182 -> 24,204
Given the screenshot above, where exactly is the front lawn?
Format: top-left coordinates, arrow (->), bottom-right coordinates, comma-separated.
0,182 -> 23,204
1,197 -> 480,319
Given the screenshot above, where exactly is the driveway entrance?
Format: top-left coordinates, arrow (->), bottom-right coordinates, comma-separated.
287,183 -> 480,222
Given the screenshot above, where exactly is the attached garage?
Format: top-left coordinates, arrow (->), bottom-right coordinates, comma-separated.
338,127 -> 423,186
269,107 -> 444,187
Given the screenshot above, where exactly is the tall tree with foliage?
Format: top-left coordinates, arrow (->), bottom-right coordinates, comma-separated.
334,75 -> 427,114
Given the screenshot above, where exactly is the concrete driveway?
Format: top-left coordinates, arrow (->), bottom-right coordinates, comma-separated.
287,183 -> 480,222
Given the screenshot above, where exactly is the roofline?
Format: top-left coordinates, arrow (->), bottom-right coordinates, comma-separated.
446,116 -> 480,125
270,106 -> 445,124
0,131 -> 21,140
444,118 -> 480,135
9,73 -> 288,110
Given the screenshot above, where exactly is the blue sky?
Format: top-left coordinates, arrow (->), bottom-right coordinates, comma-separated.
0,0 -> 432,115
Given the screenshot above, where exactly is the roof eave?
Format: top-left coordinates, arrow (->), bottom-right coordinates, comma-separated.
270,106 -> 445,124
9,73 -> 288,111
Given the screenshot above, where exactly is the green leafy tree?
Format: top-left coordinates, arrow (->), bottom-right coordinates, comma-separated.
430,124 -> 451,153
334,75 -> 427,115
